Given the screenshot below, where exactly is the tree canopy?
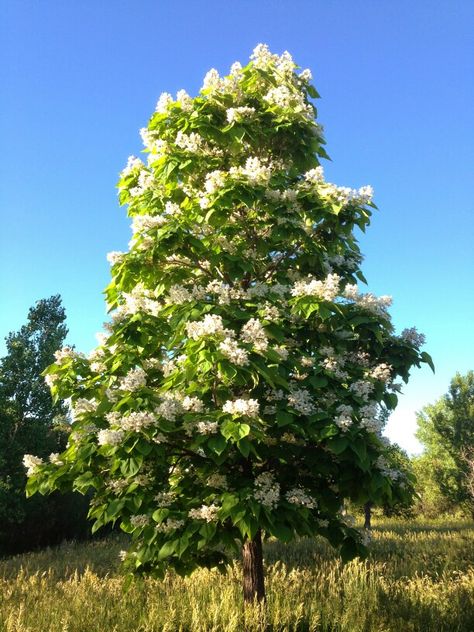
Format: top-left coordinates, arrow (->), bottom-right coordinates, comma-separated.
26,45 -> 430,599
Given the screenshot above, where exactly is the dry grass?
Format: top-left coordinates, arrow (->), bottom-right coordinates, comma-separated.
1,518 -> 473,631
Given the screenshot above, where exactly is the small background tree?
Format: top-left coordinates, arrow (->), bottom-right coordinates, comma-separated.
0,296 -> 89,554
416,371 -> 474,518
27,46 -> 430,602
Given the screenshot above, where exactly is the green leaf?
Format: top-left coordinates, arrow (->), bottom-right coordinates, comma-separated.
420,351 -> 435,373
158,540 -> 177,560
276,410 -> 294,427
208,434 -> 227,455
269,522 -> 293,542
327,437 -> 349,455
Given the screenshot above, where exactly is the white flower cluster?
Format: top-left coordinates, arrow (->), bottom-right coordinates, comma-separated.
162,354 -> 186,377
98,429 -> 124,446
288,387 -> 316,415
155,394 -> 183,422
156,92 -> 173,113
375,455 -> 402,482
176,89 -> 193,111
49,453 -> 64,466
120,155 -> 143,178
186,314 -> 232,340
119,411 -> 156,432
107,478 -> 129,494
285,487 -> 317,509
222,398 -> 259,418
106,251 -> 125,266
131,214 -> 166,235
219,337 -> 249,366
154,491 -> 176,507
254,472 -> 280,509
119,367 -> 147,392
304,166 -> 325,184
326,184 -> 374,206
182,396 -> 204,413
207,473 -> 228,489
188,504 -> 219,522
240,318 -> 268,352
349,380 -> 374,401
175,131 -> 204,153
291,273 -> 341,301
129,169 -> 154,198
401,327 -> 426,347
54,346 -> 80,364
334,404 -> 353,432
344,284 -> 392,315
155,518 -> 185,533
370,363 -> 392,383
263,85 -> 313,120
23,454 -> 43,476
226,106 -> 256,123
359,403 -> 382,434
204,169 -> 226,195
130,514 -> 150,528
196,420 -> 219,435
238,156 -> 272,185
72,398 -> 98,418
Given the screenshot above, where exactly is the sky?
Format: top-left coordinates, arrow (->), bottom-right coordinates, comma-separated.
1,0 -> 473,454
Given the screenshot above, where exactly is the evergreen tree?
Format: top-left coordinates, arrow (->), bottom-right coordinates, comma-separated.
0,296 -> 88,553
27,46 -> 430,602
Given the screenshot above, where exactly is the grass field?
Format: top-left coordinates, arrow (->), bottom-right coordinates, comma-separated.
1,518 -> 473,631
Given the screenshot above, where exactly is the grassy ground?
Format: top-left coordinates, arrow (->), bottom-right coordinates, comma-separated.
1,518 -> 473,631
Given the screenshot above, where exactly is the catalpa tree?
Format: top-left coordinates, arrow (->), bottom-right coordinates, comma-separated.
26,45 -> 431,603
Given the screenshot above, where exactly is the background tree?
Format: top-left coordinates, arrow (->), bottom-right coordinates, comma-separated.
416,371 -> 474,517
27,45 -> 430,603
0,296 -> 89,553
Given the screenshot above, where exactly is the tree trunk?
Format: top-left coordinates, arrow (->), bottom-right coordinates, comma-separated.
242,529 -> 265,603
364,501 -> 373,530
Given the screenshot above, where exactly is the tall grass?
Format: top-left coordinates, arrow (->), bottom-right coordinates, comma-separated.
1,518 -> 473,631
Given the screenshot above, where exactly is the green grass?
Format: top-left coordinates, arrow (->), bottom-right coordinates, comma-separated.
1,518 -> 473,631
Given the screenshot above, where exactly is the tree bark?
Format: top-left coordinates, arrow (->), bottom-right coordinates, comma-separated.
364,501 -> 373,530
242,529 -> 265,603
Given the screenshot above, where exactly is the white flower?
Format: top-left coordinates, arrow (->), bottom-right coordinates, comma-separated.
106,251 -> 125,265
130,514 -> 150,528
175,131 -> 204,153
49,452 -> 64,466
222,398 -> 259,418
155,518 -> 185,533
202,68 -> 221,92
288,387 -> 316,415
188,504 -> 219,522
240,318 -> 268,352
207,473 -> 228,489
120,155 -> 143,178
156,92 -> 173,113
155,394 -> 183,422
54,346 -> 79,364
23,454 -> 43,476
299,68 -> 313,82
401,327 -> 426,347
349,380 -> 374,401
219,337 -> 249,366
44,373 -> 59,387
240,157 -> 272,185
120,411 -> 156,432
186,314 -> 232,340
182,396 -> 204,413
304,166 -> 325,183
254,472 -> 280,509
176,89 -> 193,111
370,363 -> 392,383
285,487 -> 316,509
98,429 -> 124,446
344,285 -> 392,315
291,273 -> 340,301
72,398 -> 98,418
154,491 -> 176,507
119,367 -> 147,392
226,106 -> 256,123
196,420 -> 219,434
204,170 -> 226,194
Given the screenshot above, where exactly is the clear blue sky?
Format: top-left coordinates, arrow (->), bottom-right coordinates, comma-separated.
1,0 -> 473,453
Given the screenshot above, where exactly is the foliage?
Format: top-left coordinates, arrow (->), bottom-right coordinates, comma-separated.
27,45 -> 431,578
0,296 -> 89,554
416,371 -> 474,517
1,520 -> 474,631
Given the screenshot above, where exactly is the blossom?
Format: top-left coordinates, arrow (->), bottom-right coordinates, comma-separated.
285,487 -> 316,509
106,251 -> 125,265
207,473 -> 228,488
130,514 -> 150,528
23,454 -> 43,476
240,318 -> 268,352
288,387 -> 316,415
155,518 -> 185,533
222,398 -> 259,418
240,157 -> 272,185
204,170 -> 226,194
156,92 -> 173,113
119,367 -> 147,392
349,380 -> 374,401
49,453 -> 64,466
334,404 -> 353,432
188,504 -> 219,522
344,284 -> 392,315
120,155 -> 143,178
291,273 -> 341,301
120,411 -> 156,432
219,337 -> 249,366
370,363 -> 392,383
201,68 -> 221,92
175,131 -> 204,153
254,472 -> 280,509
196,420 -> 219,434
401,327 -> 426,347
97,429 -> 124,446
155,394 -> 183,422
154,491 -> 176,507
72,398 -> 98,418
176,89 -> 193,111
54,346 -> 79,364
226,106 -> 256,123
186,314 -> 231,340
